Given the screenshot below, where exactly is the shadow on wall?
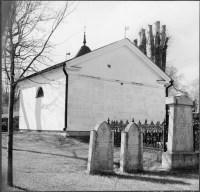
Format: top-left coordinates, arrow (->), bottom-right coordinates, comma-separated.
34,85 -> 65,131
21,92 -> 30,130
35,91 -> 42,130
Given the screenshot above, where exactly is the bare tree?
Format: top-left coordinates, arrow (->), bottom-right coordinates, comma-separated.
3,1 -> 77,186
1,1 -> 14,190
182,78 -> 199,111
2,50 -> 20,114
165,64 -> 186,96
133,21 -> 170,73
190,78 -> 199,111
132,22 -> 193,98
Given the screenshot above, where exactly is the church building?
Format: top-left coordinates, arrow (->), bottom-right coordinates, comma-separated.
18,33 -> 172,136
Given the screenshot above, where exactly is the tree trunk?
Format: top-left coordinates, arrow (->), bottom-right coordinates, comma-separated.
141,29 -> 147,55
162,37 -> 168,72
148,25 -> 154,61
133,39 -> 138,47
7,84 -> 15,187
7,52 -> 15,187
160,25 -> 166,71
160,25 -> 166,47
0,29 -> 2,192
138,30 -> 142,47
154,21 -> 161,68
138,29 -> 147,55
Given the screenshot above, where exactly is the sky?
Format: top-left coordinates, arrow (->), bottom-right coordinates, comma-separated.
50,1 -> 199,85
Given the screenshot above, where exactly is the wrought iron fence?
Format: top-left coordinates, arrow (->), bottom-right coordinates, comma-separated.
107,118 -> 165,150
137,119 -> 165,151
107,112 -> 199,152
193,113 -> 199,152
107,119 -> 129,147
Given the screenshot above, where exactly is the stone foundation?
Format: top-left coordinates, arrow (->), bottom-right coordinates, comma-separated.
162,151 -> 199,170
66,131 -> 90,136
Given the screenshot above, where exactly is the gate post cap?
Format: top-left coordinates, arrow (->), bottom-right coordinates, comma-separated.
166,95 -> 193,106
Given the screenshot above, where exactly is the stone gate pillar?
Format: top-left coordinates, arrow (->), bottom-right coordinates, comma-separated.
162,95 -> 199,170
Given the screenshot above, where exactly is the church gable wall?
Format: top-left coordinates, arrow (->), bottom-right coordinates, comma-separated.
70,46 -> 166,87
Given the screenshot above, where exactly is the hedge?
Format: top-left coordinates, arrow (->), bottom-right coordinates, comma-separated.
2,116 -> 19,132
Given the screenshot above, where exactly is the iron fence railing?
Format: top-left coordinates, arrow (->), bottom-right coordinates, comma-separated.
107,118 -> 165,150
193,113 -> 199,152
107,112 -> 199,152
107,119 -> 129,147
137,120 -> 165,151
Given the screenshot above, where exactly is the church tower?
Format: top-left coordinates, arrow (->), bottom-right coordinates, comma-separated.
75,31 -> 91,58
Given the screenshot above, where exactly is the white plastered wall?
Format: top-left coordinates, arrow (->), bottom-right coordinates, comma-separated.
66,45 -> 168,132
19,68 -> 66,131
67,74 -> 165,132
68,45 -> 168,86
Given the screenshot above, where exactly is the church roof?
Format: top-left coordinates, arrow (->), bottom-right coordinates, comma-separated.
75,45 -> 91,58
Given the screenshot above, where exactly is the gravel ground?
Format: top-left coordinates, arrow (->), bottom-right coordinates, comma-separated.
2,131 -> 199,191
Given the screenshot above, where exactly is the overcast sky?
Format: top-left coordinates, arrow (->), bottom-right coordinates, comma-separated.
51,1 -> 199,84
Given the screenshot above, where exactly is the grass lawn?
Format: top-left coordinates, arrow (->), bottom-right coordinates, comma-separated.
2,131 -> 199,191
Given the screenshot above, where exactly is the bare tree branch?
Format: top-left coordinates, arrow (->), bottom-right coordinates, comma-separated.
16,2 -> 70,82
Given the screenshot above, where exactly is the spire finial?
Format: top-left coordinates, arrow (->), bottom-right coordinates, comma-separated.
83,26 -> 86,46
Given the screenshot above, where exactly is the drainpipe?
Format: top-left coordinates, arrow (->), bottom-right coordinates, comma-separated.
164,80 -> 173,151
165,80 -> 173,121
62,63 -> 68,131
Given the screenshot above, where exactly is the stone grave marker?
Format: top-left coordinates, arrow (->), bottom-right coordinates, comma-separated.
87,121 -> 114,174
120,122 -> 143,173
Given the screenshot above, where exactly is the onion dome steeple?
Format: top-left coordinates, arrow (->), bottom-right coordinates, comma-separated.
75,31 -> 91,58
83,31 -> 86,46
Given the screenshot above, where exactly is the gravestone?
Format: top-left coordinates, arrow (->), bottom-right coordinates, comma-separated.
87,121 -> 114,174
162,95 -> 199,170
120,122 -> 143,173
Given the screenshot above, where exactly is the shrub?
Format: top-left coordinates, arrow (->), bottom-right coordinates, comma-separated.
1,116 -> 19,132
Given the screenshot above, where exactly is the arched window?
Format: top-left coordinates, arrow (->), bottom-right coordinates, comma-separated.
36,87 -> 44,98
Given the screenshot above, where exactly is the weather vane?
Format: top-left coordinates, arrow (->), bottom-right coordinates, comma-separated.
84,20 -> 86,33
66,52 -> 70,61
124,26 -> 129,38
83,24 -> 86,46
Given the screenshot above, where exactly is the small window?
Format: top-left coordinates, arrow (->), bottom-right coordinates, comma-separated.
36,87 -> 44,98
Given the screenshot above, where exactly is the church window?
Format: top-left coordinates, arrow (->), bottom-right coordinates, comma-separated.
36,87 -> 44,98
